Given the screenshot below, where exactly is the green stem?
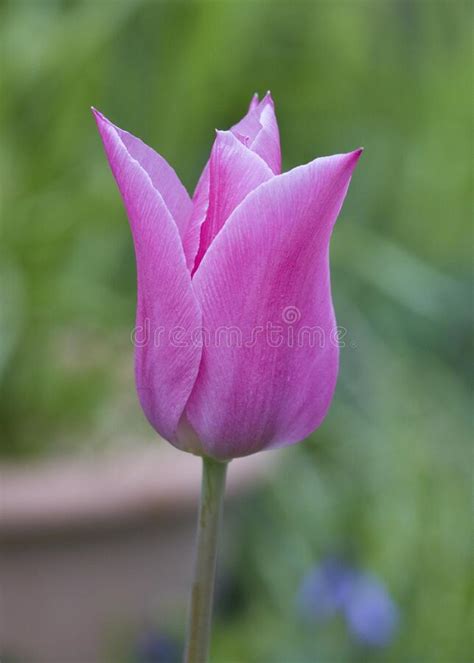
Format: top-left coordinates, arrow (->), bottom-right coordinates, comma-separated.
184,456 -> 228,663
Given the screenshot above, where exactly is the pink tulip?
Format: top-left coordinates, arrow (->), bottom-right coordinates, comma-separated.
93,93 -> 362,461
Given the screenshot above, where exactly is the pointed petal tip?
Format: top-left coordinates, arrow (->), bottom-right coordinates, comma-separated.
350,147 -> 364,165
262,90 -> 274,106
91,107 -> 110,130
91,108 -> 122,135
342,147 -> 364,171
248,92 -> 260,111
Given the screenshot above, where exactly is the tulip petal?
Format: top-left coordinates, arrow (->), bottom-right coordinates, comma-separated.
231,107 -> 263,146
232,92 -> 281,174
249,95 -> 282,175
92,110 -> 192,245
182,162 -> 210,272
193,131 -> 274,272
248,92 -> 260,111
185,149 -> 362,460
184,93 -> 282,270
93,109 -> 202,447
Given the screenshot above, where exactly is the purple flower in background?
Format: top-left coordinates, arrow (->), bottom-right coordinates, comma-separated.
298,557 -> 399,648
135,630 -> 181,663
345,573 -> 399,647
298,557 -> 356,620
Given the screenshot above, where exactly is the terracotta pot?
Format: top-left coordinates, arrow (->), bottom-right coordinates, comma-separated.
0,443 -> 273,662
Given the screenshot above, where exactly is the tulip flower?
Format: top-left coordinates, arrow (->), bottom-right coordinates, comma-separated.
93,93 -> 361,663
93,93 -> 361,461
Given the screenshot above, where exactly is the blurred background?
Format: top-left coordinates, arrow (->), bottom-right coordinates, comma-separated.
0,0 -> 472,661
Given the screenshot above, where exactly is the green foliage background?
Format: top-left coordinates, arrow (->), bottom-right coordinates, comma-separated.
0,1 -> 472,661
